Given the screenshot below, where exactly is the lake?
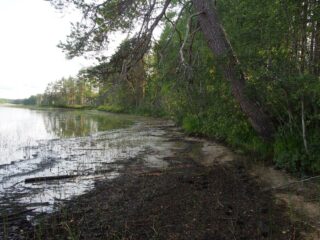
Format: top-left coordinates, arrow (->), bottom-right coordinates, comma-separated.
0,106 -> 131,166
0,106 -> 176,214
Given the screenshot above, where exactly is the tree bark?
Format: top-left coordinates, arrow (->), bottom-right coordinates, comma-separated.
300,1 -> 308,73
314,20 -> 320,75
192,0 -> 274,141
301,99 -> 309,154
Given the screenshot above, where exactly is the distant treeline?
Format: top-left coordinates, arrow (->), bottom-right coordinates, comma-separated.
0,98 -> 20,104
17,77 -> 97,107
11,97 -> 39,105
0,99 -> 9,104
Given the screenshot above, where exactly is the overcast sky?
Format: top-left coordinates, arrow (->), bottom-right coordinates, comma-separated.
0,0 -> 115,99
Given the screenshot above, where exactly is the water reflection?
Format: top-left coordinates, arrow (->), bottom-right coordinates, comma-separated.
0,106 -> 53,166
43,110 -> 131,138
0,106 -> 131,165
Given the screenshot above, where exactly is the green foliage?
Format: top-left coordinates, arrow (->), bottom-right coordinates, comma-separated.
274,124 -> 320,174
182,115 -> 201,134
97,105 -> 124,113
0,99 -> 8,104
145,0 -> 320,174
217,0 -> 320,174
39,76 -> 97,107
147,11 -> 271,156
34,0 -> 320,175
48,0 -> 179,59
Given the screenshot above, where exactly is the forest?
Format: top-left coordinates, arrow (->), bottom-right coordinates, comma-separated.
21,0 -> 320,174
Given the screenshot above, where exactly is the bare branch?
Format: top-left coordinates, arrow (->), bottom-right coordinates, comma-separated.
122,0 -> 173,74
179,11 -> 203,66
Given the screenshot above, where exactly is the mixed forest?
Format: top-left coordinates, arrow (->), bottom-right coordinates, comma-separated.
22,0 -> 320,174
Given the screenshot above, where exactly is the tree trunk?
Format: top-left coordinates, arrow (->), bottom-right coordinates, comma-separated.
301,99 -> 309,154
314,20 -> 320,75
300,1 -> 308,74
192,0 -> 274,141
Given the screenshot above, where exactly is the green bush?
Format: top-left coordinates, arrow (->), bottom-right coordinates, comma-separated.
274,126 -> 320,174
97,105 -> 124,113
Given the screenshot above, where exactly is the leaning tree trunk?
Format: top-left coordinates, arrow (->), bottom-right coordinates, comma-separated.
192,0 -> 274,141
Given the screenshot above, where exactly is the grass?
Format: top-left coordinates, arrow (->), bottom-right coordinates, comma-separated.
97,105 -> 124,113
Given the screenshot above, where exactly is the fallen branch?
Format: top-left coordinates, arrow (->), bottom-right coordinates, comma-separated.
75,148 -> 105,151
93,169 -> 115,175
25,175 -> 78,184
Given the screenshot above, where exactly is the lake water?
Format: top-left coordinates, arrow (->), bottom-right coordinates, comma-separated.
0,106 -> 131,166
0,106 -> 176,214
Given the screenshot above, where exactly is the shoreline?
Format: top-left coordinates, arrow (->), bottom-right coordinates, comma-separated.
1,122 -> 319,239
0,106 -> 319,239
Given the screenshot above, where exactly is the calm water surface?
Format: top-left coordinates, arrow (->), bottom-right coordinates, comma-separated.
0,106 -> 130,166
0,106 -> 175,214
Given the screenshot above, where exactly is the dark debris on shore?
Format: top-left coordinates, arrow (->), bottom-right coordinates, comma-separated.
14,153 -> 305,240
1,127 -> 309,240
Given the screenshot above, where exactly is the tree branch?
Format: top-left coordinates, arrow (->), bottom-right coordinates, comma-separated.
179,11 -> 203,66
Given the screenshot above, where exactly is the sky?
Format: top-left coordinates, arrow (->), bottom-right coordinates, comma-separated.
0,0 -> 119,99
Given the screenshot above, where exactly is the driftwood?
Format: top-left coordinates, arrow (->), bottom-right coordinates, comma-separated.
93,169 -> 115,175
24,175 -> 78,184
75,148 -> 105,151
24,167 -> 118,184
